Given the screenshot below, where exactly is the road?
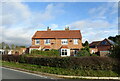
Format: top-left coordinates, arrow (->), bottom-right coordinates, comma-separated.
1,67 -> 119,81
1,67 -> 55,79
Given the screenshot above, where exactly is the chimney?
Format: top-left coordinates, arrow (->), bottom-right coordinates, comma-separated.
47,26 -> 51,31
65,27 -> 69,30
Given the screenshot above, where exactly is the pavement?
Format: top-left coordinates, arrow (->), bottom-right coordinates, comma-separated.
1,67 -> 120,81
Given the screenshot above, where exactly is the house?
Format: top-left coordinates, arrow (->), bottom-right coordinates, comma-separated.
1,48 -> 27,55
0,49 -> 5,55
89,38 -> 115,56
29,27 -> 83,56
10,48 -> 27,55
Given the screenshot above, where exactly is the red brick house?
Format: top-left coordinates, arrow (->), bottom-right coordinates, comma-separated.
89,38 -> 115,56
29,27 -> 83,56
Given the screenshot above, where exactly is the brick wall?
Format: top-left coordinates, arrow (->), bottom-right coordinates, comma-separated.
32,38 -> 83,49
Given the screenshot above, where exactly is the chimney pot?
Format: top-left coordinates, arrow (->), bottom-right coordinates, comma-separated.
47,26 -> 51,31
65,27 -> 69,30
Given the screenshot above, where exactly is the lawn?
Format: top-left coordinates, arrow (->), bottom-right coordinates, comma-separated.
2,61 -> 119,77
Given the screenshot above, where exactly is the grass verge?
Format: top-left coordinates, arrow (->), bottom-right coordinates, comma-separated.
2,61 -> 119,77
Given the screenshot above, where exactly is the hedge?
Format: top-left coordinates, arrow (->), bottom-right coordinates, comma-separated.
2,55 -> 120,71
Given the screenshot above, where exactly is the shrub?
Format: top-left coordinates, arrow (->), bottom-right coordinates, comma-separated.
109,42 -> 120,58
29,49 -> 59,57
2,55 -> 120,72
77,50 -> 90,57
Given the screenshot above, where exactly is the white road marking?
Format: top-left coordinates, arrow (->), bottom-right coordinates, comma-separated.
1,67 -> 55,79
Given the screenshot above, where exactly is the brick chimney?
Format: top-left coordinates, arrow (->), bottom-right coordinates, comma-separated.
65,27 -> 69,30
47,26 -> 51,31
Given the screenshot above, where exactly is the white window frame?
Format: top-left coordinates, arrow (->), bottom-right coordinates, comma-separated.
73,39 -> 78,45
44,39 -> 50,45
61,39 -> 68,45
61,49 -> 67,56
35,39 -> 40,45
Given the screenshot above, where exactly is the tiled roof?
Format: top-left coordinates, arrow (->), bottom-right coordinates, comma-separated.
30,46 -> 40,48
61,46 -> 68,49
89,41 -> 101,46
44,46 -> 51,49
105,39 -> 115,45
32,30 -> 82,39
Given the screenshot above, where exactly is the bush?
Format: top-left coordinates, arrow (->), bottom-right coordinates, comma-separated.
2,55 -> 120,71
77,50 -> 90,57
109,43 -> 120,58
28,49 -> 59,57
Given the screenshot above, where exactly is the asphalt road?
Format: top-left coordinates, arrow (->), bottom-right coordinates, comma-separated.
1,67 -> 119,81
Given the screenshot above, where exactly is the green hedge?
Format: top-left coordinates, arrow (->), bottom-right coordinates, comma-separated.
26,49 -> 59,57
2,55 -> 120,71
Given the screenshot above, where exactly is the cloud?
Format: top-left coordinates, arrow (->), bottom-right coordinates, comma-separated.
1,2 -> 65,46
66,2 -> 118,43
49,24 -> 59,29
2,2 -> 31,27
89,3 -> 118,19
69,18 -> 117,43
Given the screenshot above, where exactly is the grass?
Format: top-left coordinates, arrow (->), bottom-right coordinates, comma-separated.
2,61 -> 119,77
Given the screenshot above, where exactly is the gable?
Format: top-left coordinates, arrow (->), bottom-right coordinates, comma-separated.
99,39 -> 112,46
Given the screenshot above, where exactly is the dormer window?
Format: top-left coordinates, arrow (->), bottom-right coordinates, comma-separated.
44,39 -> 50,44
35,39 -> 40,45
61,39 -> 68,45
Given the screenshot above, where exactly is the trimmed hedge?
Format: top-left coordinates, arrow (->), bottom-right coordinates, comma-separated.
2,55 -> 120,71
26,49 -> 59,57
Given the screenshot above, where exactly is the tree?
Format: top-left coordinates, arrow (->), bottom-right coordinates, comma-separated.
11,44 -> 15,50
19,46 -> 26,48
82,41 -> 89,47
109,42 -> 120,58
82,41 -> 90,52
15,45 -> 20,50
0,43 -> 2,49
5,44 -> 10,50
108,35 -> 120,43
1,42 -> 6,49
108,35 -> 120,58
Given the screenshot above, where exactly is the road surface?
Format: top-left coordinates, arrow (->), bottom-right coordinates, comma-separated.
1,67 -> 119,81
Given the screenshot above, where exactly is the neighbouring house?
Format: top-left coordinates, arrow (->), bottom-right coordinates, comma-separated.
89,38 -> 115,56
1,48 -> 27,55
10,48 -> 27,55
29,27 -> 83,57
0,49 -> 5,54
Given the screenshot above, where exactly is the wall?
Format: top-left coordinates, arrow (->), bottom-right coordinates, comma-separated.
32,38 -> 83,50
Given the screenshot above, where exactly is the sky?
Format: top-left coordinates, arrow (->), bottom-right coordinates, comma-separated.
0,1 -> 119,46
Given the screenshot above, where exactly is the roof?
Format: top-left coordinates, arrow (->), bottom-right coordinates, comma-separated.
30,46 -> 40,48
44,46 -> 51,49
89,38 -> 115,47
61,46 -> 68,49
89,41 -> 101,46
106,39 -> 115,45
32,30 -> 82,39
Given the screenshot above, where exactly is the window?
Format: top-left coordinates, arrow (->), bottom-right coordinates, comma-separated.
74,50 -> 78,54
61,49 -> 67,55
73,39 -> 78,44
35,39 -> 40,45
101,41 -> 107,45
44,39 -> 50,44
61,39 -> 68,45
44,49 -> 50,51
